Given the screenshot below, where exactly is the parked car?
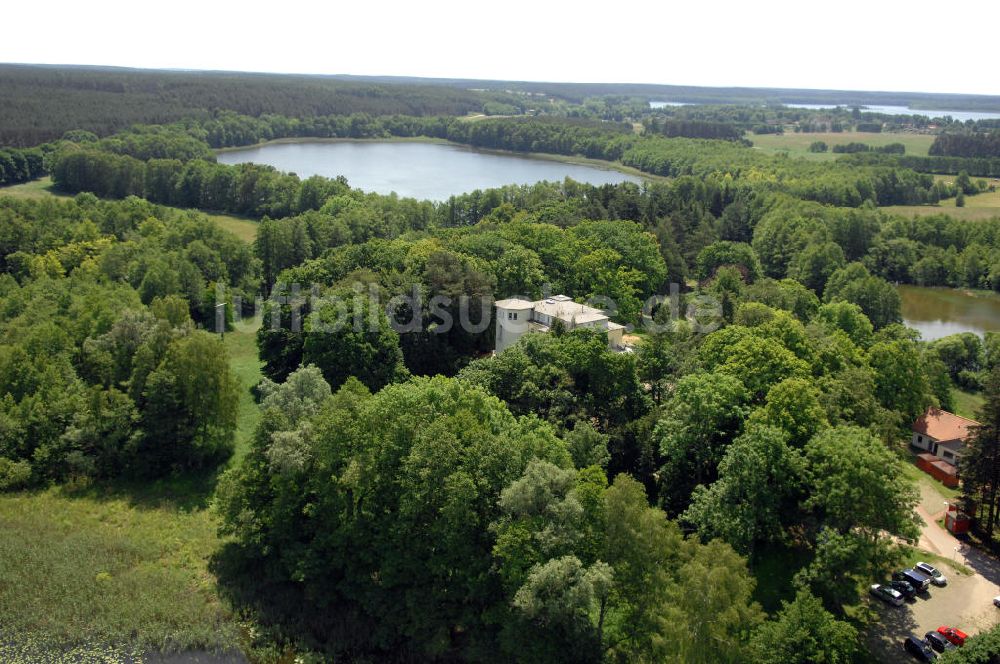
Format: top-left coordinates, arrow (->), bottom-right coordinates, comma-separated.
890,579 -> 917,599
925,630 -> 956,653
994,595 -> 1000,608
870,583 -> 904,607
904,634 -> 937,661
937,626 -> 968,646
916,562 -> 948,586
894,568 -> 931,592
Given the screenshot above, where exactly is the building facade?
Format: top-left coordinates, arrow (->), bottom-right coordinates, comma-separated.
494,295 -> 626,354
911,406 -> 980,467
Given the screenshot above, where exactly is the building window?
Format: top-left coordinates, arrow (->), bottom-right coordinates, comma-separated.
917,435 -> 923,444
513,312 -> 518,320
943,450 -> 954,460
507,312 -> 512,320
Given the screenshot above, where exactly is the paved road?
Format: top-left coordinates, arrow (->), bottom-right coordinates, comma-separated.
866,479 -> 1000,661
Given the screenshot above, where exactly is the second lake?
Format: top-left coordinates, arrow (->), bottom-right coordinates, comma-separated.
216,140 -> 643,201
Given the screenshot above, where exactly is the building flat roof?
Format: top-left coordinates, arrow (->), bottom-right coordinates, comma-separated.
533,298 -> 607,322
494,298 -> 535,309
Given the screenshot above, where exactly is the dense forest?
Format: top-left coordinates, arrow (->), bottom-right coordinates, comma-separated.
0,65 -> 536,146
5,67 -> 1000,662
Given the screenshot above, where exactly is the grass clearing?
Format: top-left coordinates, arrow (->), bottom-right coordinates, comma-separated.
0,177 -> 71,200
206,212 -> 258,244
224,320 -> 264,464
749,131 -> 935,160
951,387 -> 985,420
887,180 -> 1000,220
1,178 -> 259,243
0,488 -> 242,657
0,321 -> 263,659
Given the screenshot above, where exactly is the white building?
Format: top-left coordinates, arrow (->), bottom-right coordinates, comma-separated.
494,295 -> 626,353
911,406 -> 979,467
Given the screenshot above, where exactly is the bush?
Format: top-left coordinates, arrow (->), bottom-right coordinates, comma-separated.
808,141 -> 828,153
0,457 -> 32,491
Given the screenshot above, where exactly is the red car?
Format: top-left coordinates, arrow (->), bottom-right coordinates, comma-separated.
937,626 -> 968,646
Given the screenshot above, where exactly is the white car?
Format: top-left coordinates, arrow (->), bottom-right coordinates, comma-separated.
994,595 -> 1000,609
915,562 -> 947,587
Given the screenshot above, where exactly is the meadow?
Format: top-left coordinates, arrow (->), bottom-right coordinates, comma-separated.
888,178 -> 1000,220
0,177 -> 260,244
0,321 -> 264,661
749,131 -> 936,160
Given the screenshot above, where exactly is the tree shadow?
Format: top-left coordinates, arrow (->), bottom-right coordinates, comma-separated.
209,543 -> 417,662
863,600 -> 920,663
955,535 -> 1000,588
59,464 -> 224,512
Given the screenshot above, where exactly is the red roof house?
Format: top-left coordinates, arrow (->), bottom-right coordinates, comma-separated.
911,407 -> 980,467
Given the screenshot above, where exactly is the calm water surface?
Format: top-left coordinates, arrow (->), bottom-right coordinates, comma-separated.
216,140 -> 642,200
785,103 -> 1000,122
899,285 -> 1000,339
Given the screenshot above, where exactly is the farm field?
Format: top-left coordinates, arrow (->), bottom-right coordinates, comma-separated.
887,182 -> 1000,220
749,131 -> 935,160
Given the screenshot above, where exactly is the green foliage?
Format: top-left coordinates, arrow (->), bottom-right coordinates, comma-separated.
696,240 -> 763,282
655,371 -> 750,514
301,293 -> 410,393
218,375 -> 572,658
960,366 -> 1000,544
824,262 -> 901,329
0,457 -> 31,490
868,339 -> 934,421
698,326 -> 810,399
749,378 -> 829,446
749,589 -> 859,664
683,424 -> 804,555
803,426 -> 920,542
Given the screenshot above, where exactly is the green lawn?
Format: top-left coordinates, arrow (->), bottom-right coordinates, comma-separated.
224,320 -> 264,464
207,212 -> 259,244
749,131 -> 935,161
951,387 -> 985,420
0,177 -> 71,200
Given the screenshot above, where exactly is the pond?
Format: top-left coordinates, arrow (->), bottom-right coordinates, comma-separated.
898,285 -> 1000,340
216,140 -> 643,201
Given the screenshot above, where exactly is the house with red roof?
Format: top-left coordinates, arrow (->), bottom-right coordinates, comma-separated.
911,406 -> 980,468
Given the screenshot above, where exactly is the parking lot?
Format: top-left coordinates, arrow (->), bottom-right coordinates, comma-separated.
866,479 -> 1000,660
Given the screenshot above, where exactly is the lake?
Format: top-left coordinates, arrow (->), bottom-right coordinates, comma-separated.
785,103 -> 1000,123
216,140 -> 642,201
899,285 -> 1000,340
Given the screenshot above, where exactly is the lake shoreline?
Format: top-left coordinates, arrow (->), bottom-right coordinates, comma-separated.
214,136 -> 664,183
898,284 -> 1000,340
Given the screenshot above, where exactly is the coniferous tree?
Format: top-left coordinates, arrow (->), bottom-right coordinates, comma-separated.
960,366 -> 1000,545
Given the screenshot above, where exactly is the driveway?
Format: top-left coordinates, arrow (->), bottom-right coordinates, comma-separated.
866,478 -> 1000,661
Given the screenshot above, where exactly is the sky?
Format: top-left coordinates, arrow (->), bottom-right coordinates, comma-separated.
3,0 -> 998,96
